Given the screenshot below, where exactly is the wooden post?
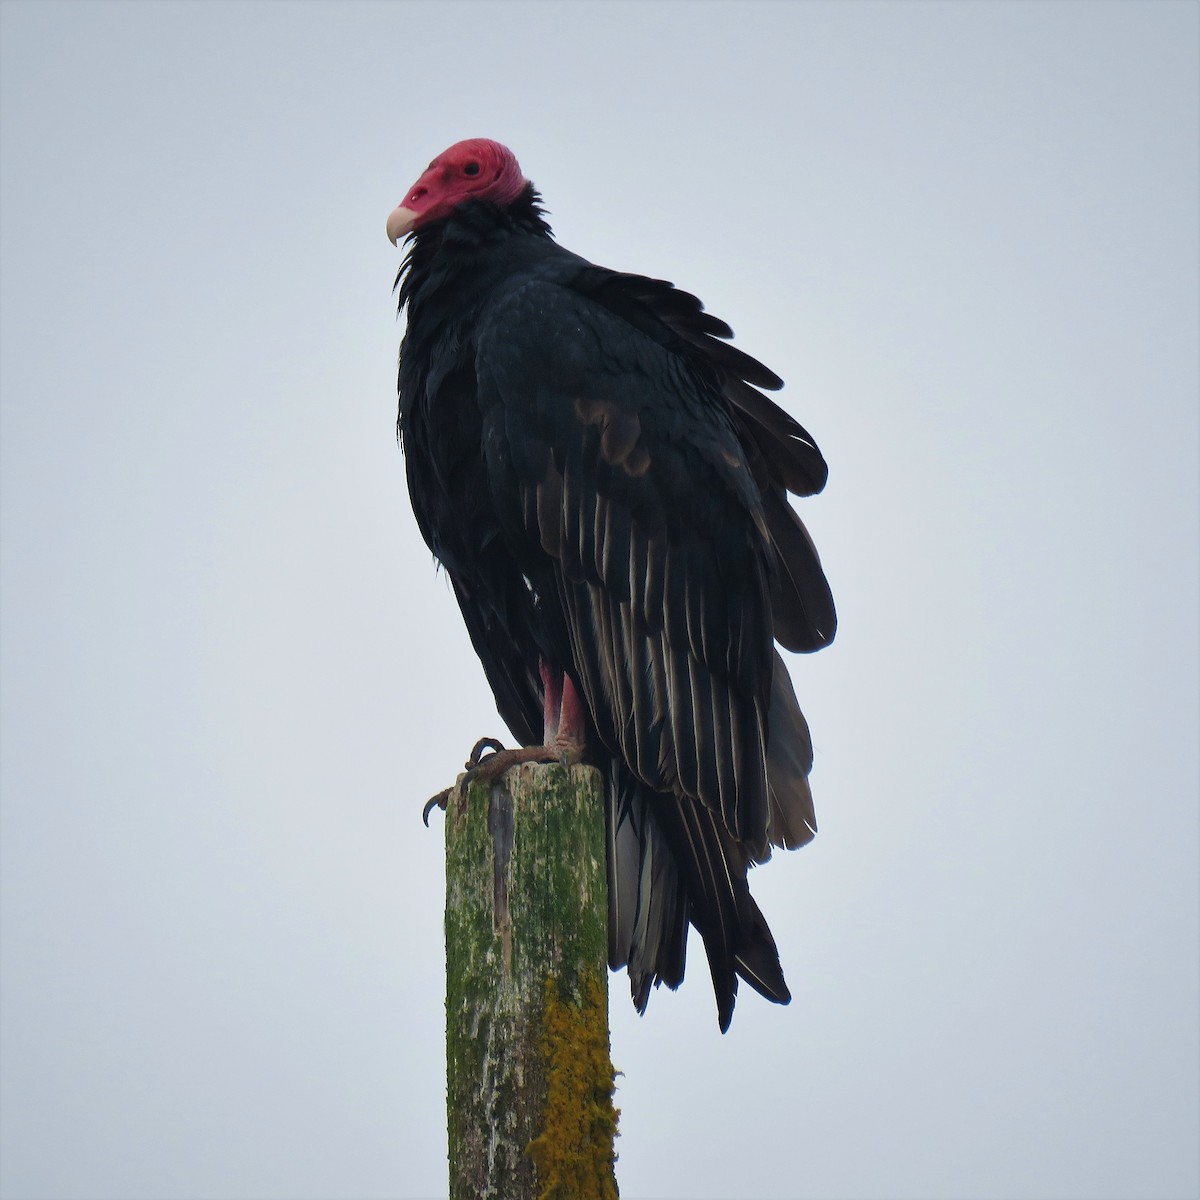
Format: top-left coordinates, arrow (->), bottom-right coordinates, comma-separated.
443,761 -> 620,1200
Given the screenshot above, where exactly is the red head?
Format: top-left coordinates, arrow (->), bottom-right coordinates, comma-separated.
386,139 -> 527,244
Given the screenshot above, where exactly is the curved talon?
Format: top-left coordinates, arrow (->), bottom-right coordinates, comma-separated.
422,788 -> 452,827
467,736 -> 506,768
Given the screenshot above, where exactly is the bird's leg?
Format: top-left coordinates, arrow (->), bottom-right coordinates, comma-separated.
548,662 -> 587,762
540,658 -> 564,742
462,661 -> 585,776
422,660 -> 587,824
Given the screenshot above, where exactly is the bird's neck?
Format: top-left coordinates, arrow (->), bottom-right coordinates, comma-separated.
396,186 -> 554,334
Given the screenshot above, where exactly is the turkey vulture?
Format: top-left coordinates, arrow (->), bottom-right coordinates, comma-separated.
388,139 -> 835,1031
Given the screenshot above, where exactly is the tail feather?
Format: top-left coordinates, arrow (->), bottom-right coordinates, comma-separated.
607,762 -> 792,1032
606,763 -> 688,1011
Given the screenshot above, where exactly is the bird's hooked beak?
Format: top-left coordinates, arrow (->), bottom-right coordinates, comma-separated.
387,204 -> 418,246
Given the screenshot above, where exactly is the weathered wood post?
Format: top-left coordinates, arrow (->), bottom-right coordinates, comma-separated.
443,760 -> 619,1199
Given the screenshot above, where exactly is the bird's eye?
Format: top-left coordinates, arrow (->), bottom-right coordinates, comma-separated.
463,162 -> 481,176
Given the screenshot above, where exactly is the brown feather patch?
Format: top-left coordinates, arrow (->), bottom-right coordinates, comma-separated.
575,397 -> 651,476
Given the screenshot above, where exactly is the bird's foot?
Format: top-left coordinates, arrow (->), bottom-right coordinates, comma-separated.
421,734 -> 583,825
422,736 -> 511,825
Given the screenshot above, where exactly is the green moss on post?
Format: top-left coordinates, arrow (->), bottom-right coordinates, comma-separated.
444,761 -> 619,1200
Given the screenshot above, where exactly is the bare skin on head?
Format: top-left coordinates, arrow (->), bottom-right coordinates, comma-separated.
387,138 -> 527,243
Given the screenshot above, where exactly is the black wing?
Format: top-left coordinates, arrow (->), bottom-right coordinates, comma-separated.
476,279 -> 779,855
582,269 -> 836,653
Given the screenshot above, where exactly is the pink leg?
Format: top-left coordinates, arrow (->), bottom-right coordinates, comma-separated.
540,659 -> 563,742
422,659 -> 587,824
555,672 -> 587,759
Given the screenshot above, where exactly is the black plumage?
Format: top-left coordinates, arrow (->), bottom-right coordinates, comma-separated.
392,142 -> 835,1031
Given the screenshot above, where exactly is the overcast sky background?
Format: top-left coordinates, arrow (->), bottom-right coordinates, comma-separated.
1,3 -> 1197,1199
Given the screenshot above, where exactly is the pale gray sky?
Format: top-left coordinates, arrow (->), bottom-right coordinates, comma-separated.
1,2 -> 1197,1198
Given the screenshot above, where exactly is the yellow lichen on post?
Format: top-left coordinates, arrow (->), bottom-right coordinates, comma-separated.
528,971 -> 620,1200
